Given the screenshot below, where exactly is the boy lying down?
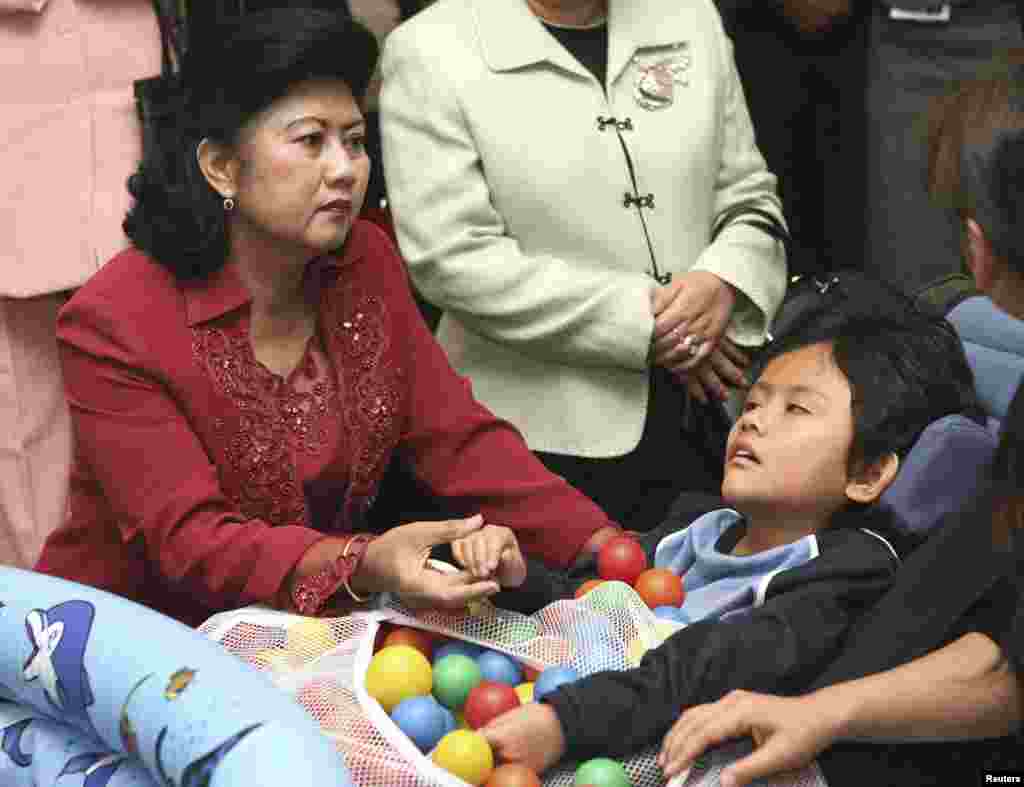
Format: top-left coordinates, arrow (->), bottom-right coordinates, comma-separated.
471,305 -> 980,775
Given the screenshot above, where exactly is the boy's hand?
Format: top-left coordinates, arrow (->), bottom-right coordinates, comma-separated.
451,524 -> 528,588
658,690 -> 839,786
481,702 -> 567,774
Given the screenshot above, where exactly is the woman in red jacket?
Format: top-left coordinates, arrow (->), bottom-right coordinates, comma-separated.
34,8 -> 619,628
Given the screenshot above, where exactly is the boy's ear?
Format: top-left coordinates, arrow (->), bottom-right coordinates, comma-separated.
845,452 -> 900,505
965,218 -> 996,292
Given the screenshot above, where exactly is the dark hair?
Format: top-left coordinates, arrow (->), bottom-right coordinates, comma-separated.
753,276 -> 981,474
124,8 -> 379,280
927,48 -> 1024,276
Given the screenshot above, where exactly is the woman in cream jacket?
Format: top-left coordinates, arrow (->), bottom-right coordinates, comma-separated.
380,0 -> 787,529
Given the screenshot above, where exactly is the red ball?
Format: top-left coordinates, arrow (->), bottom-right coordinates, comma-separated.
597,536 -> 649,585
383,627 -> 435,661
463,681 -> 522,730
633,568 -> 685,609
485,763 -> 543,787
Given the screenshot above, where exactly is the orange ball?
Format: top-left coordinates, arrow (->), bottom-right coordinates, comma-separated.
384,627 -> 435,661
574,579 -> 606,599
633,568 -> 685,609
486,763 -> 543,787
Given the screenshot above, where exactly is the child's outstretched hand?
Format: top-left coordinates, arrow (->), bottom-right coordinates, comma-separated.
481,702 -> 567,774
451,523 -> 528,588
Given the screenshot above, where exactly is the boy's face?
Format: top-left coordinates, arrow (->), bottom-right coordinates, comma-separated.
722,342 -> 858,522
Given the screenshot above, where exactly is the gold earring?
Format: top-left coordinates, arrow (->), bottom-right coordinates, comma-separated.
223,197 -> 235,212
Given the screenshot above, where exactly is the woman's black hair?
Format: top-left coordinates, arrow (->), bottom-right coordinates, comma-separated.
753,274 -> 982,474
124,8 -> 379,280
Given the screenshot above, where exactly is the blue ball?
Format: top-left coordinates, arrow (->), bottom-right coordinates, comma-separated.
391,696 -> 449,753
432,641 -> 484,665
653,605 -> 687,623
476,650 -> 523,686
439,705 -> 457,735
533,666 -> 580,702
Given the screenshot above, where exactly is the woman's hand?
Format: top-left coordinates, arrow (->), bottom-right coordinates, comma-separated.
481,701 -> 567,775
673,338 -> 751,404
451,524 -> 528,588
352,514 -> 502,608
651,272 -> 737,372
658,689 -> 845,787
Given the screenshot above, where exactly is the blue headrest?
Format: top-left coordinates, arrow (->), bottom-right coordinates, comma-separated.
879,413 -> 1000,536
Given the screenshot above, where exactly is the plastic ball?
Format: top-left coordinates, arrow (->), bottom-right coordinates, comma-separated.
295,677 -> 344,723
384,627 -> 435,661
433,654 -> 483,709
463,681 -> 522,729
634,568 -> 685,609
652,605 -> 687,623
626,638 -> 647,667
391,695 -> 450,752
514,682 -> 534,703
440,705 -> 458,734
285,618 -> 337,656
574,579 -> 606,599
431,730 -> 494,786
365,645 -> 433,713
486,763 -> 543,787
476,650 -> 523,686
248,648 -> 300,672
433,641 -> 485,665
533,666 -> 580,702
574,757 -> 632,787
596,537 -> 648,585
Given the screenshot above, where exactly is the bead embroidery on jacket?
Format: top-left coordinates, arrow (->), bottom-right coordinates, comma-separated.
190,322 -> 336,527
323,285 -> 405,529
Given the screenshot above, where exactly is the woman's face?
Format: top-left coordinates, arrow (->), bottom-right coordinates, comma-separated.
229,79 -> 370,259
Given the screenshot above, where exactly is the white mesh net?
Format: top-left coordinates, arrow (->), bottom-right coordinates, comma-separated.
199,582 -> 828,787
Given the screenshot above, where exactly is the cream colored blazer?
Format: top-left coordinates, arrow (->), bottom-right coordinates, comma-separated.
381,0 -> 787,458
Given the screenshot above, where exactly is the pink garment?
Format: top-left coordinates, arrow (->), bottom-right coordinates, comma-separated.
0,0 -> 160,566
1,0 -> 161,297
0,293 -> 72,566
0,1 -> 49,12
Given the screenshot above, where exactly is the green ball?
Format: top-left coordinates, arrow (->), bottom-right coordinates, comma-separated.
432,654 -> 482,710
574,757 -> 631,787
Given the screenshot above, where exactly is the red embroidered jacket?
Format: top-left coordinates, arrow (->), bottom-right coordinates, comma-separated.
35,221 -> 614,627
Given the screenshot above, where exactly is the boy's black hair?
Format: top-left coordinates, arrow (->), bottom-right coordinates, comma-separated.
124,8 -> 379,281
753,273 -> 982,474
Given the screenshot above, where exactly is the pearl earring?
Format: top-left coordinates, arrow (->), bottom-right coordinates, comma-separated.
223,197 -> 235,212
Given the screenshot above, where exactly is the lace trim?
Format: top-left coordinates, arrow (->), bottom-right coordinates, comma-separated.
190,321 -> 337,526
323,284 -> 406,529
189,272 -> 406,533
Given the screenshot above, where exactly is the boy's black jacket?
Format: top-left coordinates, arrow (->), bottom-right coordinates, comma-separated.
540,494 -> 907,761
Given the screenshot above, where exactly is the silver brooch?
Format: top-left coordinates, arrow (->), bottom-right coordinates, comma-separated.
632,42 -> 692,111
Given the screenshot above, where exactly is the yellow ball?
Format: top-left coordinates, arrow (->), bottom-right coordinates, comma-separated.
627,637 -> 648,667
250,649 -> 300,672
431,730 -> 494,786
285,618 -> 337,658
365,645 -> 433,713
514,682 -> 534,703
